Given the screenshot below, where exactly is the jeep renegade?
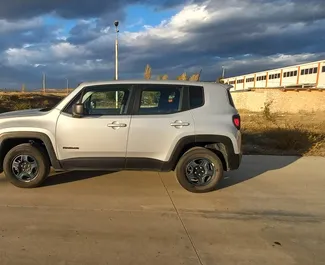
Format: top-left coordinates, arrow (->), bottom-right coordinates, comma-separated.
0,80 -> 241,193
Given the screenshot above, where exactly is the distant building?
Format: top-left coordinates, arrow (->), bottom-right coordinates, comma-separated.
222,59 -> 325,91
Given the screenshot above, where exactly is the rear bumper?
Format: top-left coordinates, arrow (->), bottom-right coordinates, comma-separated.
227,153 -> 242,171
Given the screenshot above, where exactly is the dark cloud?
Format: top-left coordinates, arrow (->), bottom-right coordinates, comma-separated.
0,0 -> 325,89
0,0 -> 195,20
0,25 -> 59,51
0,0 -> 119,20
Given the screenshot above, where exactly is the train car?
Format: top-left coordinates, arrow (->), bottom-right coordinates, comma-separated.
223,59 -> 325,91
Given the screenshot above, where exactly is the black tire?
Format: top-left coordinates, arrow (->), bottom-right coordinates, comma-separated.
175,147 -> 224,193
3,143 -> 50,188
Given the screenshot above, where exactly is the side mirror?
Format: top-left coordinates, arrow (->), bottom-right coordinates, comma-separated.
72,103 -> 84,118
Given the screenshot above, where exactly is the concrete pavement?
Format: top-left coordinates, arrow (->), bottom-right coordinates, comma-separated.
0,155 -> 324,265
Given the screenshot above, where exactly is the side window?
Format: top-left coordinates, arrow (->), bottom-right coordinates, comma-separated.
63,84 -> 132,115
189,86 -> 204,109
85,90 -> 126,115
140,91 -> 161,109
137,85 -> 183,115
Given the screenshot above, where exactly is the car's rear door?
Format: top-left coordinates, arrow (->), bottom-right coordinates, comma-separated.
125,83 -> 195,170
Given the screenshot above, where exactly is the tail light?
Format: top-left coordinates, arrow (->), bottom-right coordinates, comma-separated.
232,114 -> 241,130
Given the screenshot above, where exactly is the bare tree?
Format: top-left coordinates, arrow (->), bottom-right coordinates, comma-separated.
144,64 -> 152,80
177,72 -> 188,81
188,73 -> 200,81
216,77 -> 225,83
161,74 -> 169,80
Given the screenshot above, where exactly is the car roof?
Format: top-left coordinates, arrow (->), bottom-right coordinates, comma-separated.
79,79 -> 232,90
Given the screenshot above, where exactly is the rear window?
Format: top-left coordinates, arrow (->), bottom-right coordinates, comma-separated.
227,90 -> 236,108
189,86 -> 204,109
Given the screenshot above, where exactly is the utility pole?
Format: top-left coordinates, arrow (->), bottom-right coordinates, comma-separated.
66,78 -> 69,94
42,72 -> 46,94
198,69 -> 202,81
21,83 -> 25,93
222,66 -> 226,78
114,20 -> 119,108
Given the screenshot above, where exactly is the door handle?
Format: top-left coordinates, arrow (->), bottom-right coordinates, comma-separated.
107,122 -> 127,128
170,120 -> 190,127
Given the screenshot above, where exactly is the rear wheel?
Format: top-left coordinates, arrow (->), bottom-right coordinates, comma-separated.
175,147 -> 223,193
3,143 -> 50,188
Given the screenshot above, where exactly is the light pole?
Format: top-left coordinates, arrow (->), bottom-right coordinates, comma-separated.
222,66 -> 226,78
114,20 -> 119,108
42,72 -> 46,94
66,78 -> 69,94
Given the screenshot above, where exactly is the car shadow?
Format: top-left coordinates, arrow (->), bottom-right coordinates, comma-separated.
43,170 -> 115,187
217,155 -> 300,190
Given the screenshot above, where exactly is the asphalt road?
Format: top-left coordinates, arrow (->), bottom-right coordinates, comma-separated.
0,155 -> 324,265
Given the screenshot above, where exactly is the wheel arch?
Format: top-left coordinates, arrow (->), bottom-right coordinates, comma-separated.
0,132 -> 61,173
163,134 -> 237,171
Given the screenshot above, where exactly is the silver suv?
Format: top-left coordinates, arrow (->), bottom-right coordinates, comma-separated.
0,80 -> 242,193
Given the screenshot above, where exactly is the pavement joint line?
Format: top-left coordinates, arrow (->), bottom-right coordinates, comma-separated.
0,204 -> 178,213
158,172 -> 204,265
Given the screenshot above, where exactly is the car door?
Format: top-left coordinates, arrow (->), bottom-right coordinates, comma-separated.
126,84 -> 195,169
55,84 -> 134,170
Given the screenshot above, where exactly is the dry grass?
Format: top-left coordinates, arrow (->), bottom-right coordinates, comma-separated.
0,93 -> 65,113
0,93 -> 324,157
240,109 -> 325,156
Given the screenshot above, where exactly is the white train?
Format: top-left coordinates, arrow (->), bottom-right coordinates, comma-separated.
223,59 -> 325,91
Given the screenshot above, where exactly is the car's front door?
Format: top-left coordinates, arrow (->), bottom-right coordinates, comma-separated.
126,84 -> 195,169
55,84 -> 134,170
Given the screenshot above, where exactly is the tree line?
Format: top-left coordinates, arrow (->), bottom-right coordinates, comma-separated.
143,64 -> 224,83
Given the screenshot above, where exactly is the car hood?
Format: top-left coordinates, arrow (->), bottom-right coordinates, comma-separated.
0,108 -> 45,119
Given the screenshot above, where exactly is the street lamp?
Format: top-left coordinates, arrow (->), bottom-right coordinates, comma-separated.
222,66 -> 226,78
114,20 -> 119,108
66,78 -> 69,94
42,72 -> 46,94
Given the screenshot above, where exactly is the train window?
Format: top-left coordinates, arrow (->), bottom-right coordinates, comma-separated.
301,69 -> 304,75
278,73 -> 281,78
309,68 -> 313,74
284,72 -> 287,78
313,67 -> 317,74
289,71 -> 293,77
304,69 -> 309,75
322,66 -> 325,72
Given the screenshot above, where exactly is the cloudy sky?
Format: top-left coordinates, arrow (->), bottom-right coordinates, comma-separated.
0,0 -> 324,89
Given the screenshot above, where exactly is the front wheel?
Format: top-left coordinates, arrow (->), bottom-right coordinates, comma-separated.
175,147 -> 224,193
3,143 -> 50,188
